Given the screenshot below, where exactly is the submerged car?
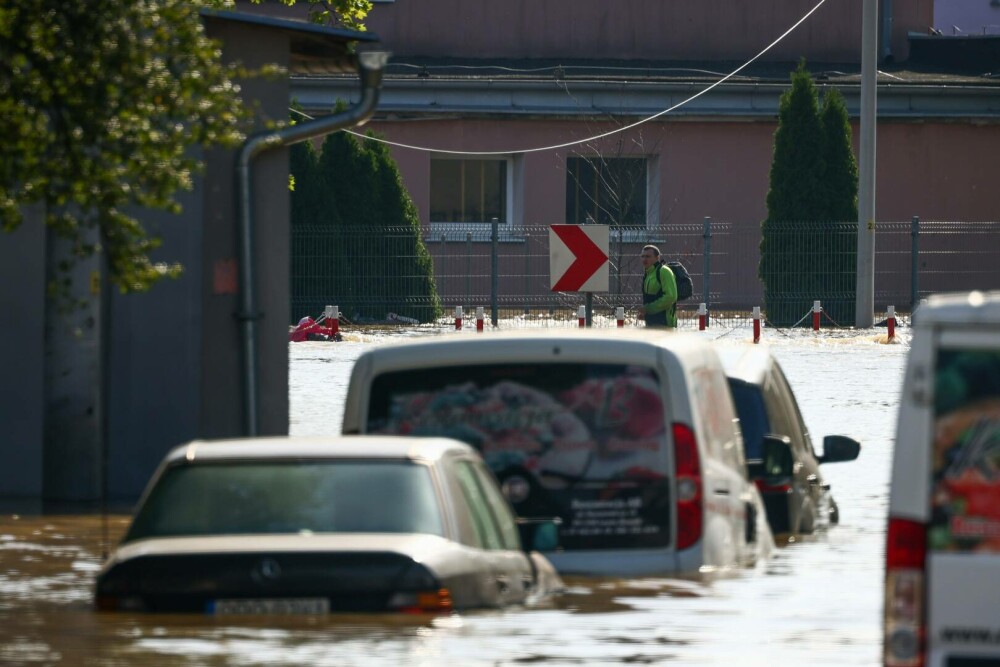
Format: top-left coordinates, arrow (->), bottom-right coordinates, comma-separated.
95,436 -> 562,614
719,346 -> 861,538
342,329 -> 774,577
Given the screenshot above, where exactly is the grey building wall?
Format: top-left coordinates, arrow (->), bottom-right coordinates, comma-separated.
107,183 -> 204,498
0,208 -> 46,497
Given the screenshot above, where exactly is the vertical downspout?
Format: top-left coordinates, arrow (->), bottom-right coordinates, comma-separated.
881,0 -> 894,62
236,50 -> 389,436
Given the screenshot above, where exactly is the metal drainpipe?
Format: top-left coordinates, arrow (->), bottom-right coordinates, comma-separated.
881,0 -> 894,62
237,50 -> 389,436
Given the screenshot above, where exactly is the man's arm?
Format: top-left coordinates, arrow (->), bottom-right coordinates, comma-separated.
645,265 -> 677,314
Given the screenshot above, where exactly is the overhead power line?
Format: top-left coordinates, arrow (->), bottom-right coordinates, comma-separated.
291,0 -> 829,156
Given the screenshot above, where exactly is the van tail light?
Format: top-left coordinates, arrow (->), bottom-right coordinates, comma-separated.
672,422 -> 703,551
884,517 -> 927,667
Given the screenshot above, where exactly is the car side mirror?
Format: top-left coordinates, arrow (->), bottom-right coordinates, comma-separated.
761,434 -> 795,478
820,435 -> 861,463
516,517 -> 562,552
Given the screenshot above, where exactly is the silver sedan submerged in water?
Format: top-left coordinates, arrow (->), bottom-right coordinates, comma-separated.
95,436 -> 562,614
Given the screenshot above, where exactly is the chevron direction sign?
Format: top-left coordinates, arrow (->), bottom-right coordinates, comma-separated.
549,224 -> 609,292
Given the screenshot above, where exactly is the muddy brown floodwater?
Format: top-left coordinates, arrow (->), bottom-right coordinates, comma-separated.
1,329 -> 908,666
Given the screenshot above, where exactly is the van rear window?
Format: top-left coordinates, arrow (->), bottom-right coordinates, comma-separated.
930,349 -> 1000,553
367,363 -> 671,550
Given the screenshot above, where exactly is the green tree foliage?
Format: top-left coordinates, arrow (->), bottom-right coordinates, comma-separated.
0,0 -> 250,295
290,130 -> 442,323
1,0 -> 370,298
760,61 -> 859,326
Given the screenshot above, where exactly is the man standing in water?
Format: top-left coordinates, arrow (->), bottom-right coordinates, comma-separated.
638,245 -> 678,328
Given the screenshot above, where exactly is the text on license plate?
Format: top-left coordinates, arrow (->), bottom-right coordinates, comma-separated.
210,598 -> 330,615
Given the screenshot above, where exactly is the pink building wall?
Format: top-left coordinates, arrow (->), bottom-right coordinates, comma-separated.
369,118 -> 1000,229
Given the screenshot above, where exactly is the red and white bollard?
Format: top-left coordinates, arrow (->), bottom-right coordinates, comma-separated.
698,303 -> 707,331
887,305 -> 896,340
325,305 -> 339,336
476,306 -> 485,333
578,305 -> 586,328
812,300 -> 822,332
455,305 -> 463,330
752,306 -> 761,344
616,306 -> 625,328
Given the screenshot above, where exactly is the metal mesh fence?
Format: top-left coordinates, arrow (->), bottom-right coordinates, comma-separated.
291,220 -> 1000,329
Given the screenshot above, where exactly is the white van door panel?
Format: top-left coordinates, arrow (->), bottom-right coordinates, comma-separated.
928,554 -> 1000,665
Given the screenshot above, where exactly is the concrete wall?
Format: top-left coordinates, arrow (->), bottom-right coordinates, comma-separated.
0,208 -> 46,497
366,0 -> 933,63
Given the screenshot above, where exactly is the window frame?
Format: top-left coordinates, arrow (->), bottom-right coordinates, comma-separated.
428,155 -> 514,237
565,155 -> 650,230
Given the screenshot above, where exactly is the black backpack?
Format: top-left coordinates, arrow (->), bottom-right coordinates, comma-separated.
658,260 -> 694,301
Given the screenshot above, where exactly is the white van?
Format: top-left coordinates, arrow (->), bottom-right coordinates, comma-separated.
342,330 -> 773,577
885,291 -> 1000,667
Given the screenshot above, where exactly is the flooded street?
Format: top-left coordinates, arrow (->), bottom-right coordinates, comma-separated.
1,326 -> 908,666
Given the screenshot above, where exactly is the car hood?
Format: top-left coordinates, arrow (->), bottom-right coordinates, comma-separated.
104,533 -> 459,570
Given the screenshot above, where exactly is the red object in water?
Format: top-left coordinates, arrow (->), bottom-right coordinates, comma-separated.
753,317 -> 761,343
289,316 -> 340,342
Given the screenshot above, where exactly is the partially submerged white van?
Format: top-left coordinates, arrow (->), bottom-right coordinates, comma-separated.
885,291 -> 1000,667
342,330 -> 773,577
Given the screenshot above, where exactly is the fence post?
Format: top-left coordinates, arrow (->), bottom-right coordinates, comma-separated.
524,231 -> 530,315
585,292 -> 593,327
702,216 -> 712,327
491,217 -> 499,327
910,216 -> 919,312
466,231 -> 472,308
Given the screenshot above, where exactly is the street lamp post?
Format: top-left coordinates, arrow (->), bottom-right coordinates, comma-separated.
856,0 -> 878,327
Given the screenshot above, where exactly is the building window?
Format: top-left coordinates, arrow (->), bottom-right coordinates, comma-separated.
566,157 -> 647,227
430,158 -> 509,224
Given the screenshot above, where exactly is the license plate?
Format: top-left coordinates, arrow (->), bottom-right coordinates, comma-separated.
209,597 -> 330,615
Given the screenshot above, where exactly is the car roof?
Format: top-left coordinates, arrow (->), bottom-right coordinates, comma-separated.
914,290 -> 1000,327
715,345 -> 775,386
355,328 -> 716,371
163,435 -> 476,464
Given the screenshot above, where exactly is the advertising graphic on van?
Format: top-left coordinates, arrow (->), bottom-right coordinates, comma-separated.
930,349 -> 1000,553
367,363 -> 672,550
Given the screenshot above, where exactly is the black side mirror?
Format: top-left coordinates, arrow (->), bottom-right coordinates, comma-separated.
761,434 -> 795,478
516,517 -> 562,552
820,435 -> 861,463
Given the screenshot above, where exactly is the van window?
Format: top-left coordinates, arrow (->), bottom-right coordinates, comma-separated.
728,379 -> 768,460
367,363 -> 672,550
454,461 -> 505,550
930,348 -> 1000,554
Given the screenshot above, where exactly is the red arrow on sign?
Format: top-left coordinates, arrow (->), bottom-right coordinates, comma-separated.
551,225 -> 609,291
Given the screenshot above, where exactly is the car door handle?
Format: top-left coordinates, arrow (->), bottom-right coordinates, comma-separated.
807,474 -> 819,486
713,488 -> 730,495
495,575 -> 510,594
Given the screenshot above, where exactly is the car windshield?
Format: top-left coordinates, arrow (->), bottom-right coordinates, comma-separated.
125,460 -> 443,541
367,362 -> 673,550
727,379 -> 769,461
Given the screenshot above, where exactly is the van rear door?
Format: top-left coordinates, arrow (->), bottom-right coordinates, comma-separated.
926,331 -> 1000,665
361,361 -> 674,558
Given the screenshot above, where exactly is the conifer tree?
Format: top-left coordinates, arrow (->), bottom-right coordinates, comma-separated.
760,60 -> 858,326
290,130 -> 441,322
818,88 -> 859,325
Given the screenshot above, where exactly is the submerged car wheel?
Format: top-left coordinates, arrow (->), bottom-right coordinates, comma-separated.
829,498 -> 840,525
798,497 -> 816,535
